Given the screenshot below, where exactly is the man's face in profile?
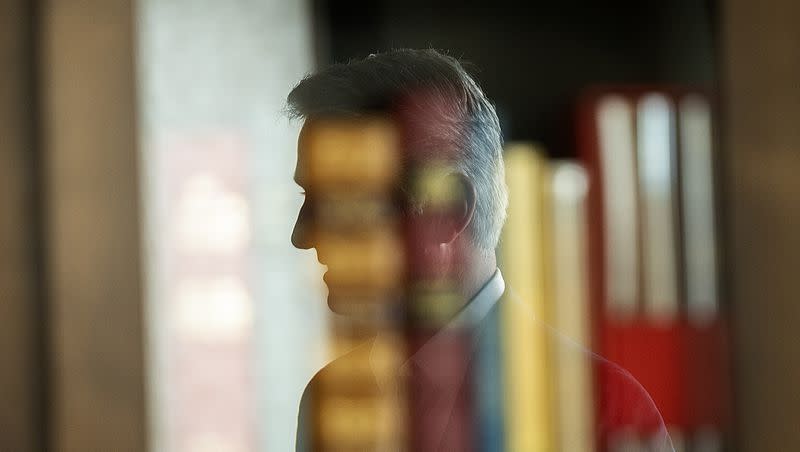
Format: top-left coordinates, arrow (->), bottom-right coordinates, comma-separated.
291,117 -> 407,314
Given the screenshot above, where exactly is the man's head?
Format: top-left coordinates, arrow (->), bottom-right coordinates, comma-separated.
287,49 -> 507,312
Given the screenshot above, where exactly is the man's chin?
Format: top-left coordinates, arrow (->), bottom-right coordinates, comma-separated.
325,292 -> 345,314
324,286 -> 399,318
325,291 -> 366,316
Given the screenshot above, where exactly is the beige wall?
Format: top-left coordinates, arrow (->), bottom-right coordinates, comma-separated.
723,0 -> 800,450
38,0 -> 147,450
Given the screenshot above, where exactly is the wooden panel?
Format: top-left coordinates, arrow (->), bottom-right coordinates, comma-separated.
722,1 -> 800,450
38,0 -> 148,450
0,1 -> 43,450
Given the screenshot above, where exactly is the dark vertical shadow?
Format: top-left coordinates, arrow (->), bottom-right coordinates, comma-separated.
25,0 -> 51,450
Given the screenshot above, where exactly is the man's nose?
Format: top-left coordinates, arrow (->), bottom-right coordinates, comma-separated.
291,207 -> 313,250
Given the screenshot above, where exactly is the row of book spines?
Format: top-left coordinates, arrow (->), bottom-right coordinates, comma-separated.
500,147 -> 589,452
576,88 -> 731,450
501,141 -> 730,451
578,89 -> 721,325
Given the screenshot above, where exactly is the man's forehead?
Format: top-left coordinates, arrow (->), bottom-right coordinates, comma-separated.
296,116 -> 402,191
298,116 -> 399,147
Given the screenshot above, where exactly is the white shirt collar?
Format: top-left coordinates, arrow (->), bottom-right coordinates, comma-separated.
439,268 -> 505,332
369,269 -> 505,390
408,269 -> 504,377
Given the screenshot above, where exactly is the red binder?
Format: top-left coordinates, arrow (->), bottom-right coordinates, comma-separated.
577,86 -> 732,451
678,93 -> 732,450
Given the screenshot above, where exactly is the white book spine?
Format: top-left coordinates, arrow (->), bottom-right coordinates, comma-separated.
637,94 -> 680,323
679,95 -> 718,325
597,96 -> 640,319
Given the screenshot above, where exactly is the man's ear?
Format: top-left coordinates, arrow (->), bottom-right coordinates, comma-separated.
445,173 -> 476,244
411,168 -> 476,245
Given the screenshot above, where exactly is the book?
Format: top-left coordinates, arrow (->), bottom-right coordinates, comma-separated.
578,87 -> 733,451
549,161 -> 595,452
578,89 -> 682,449
678,94 -> 730,452
633,93 -> 686,437
500,144 -> 556,451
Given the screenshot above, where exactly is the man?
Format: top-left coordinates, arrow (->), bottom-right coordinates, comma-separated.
288,49 -> 673,451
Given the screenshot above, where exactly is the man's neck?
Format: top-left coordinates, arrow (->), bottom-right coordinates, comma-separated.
419,241 -> 497,328
399,246 -> 498,358
448,233 -> 497,299
458,249 -> 497,304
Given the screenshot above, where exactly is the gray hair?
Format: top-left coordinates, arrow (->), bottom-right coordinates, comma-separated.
286,49 -> 507,250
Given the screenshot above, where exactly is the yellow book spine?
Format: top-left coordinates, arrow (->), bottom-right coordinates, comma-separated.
549,162 -> 594,452
501,144 -> 555,451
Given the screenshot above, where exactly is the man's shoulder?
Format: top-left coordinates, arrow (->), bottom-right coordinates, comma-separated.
492,296 -> 673,450
301,338 -> 376,397
548,328 -> 674,450
296,339 -> 379,452
494,295 -> 665,415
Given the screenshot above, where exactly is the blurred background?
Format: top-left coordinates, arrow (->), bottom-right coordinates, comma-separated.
1,0 -> 798,451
